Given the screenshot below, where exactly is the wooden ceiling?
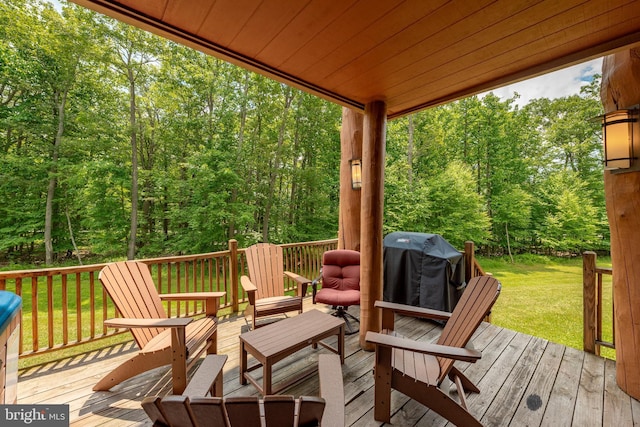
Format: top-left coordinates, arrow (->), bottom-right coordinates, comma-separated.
71,0 -> 640,118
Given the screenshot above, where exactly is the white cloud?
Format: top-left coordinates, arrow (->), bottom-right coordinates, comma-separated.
484,58 -> 603,107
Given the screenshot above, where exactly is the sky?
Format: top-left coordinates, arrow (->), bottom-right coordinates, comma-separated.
485,58 -> 603,107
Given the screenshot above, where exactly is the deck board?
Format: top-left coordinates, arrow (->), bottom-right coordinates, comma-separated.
17,298 -> 638,426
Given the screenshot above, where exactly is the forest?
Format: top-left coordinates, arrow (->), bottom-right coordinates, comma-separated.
0,0 -> 608,266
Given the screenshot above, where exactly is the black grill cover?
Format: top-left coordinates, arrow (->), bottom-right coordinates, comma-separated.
383,232 -> 465,312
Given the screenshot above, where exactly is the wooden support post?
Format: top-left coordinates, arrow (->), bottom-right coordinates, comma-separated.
338,107 -> 363,251
464,241 -> 475,283
583,251 -> 597,355
359,101 -> 387,351
229,239 -> 239,313
601,47 -> 640,399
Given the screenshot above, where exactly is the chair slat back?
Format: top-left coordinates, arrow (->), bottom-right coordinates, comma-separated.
245,243 -> 286,298
224,397 -> 263,427
190,397 -> 228,427
99,261 -> 167,349
298,395 -> 329,426
143,395 -> 325,427
435,275 -> 501,381
157,396 -> 202,427
263,396 -> 296,427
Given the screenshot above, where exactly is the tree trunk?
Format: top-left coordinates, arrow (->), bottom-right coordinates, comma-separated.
262,88 -> 293,241
127,68 -> 138,260
338,107 -> 363,251
505,222 -> 513,263
228,72 -> 251,238
600,47 -> 640,399
65,207 -> 82,265
45,90 -> 67,265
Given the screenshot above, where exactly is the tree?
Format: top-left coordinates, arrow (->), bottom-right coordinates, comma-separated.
424,161 -> 491,247
103,21 -> 159,259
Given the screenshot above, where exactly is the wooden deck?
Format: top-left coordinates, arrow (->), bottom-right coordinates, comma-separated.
17,298 -> 640,426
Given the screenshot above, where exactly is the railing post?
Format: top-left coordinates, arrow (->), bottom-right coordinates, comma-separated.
464,241 -> 474,283
583,251 -> 597,355
229,239 -> 239,313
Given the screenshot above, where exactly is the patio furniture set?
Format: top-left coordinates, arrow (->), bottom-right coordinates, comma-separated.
93,244 -> 500,426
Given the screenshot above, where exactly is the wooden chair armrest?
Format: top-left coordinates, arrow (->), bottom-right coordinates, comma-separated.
160,292 -> 226,301
284,271 -> 312,285
365,331 -> 481,363
240,276 -> 257,305
182,354 -> 228,398
318,354 -> 344,426
375,300 -> 452,321
160,292 -> 225,316
104,317 -> 192,329
284,271 -> 311,297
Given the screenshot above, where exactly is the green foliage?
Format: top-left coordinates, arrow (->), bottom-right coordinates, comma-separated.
386,86 -> 606,256
422,161 -> 491,247
0,0 -> 609,262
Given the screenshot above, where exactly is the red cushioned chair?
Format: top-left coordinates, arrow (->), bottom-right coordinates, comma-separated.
312,249 -> 360,335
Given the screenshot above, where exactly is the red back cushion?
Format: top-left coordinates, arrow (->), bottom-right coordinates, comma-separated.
321,250 -> 360,291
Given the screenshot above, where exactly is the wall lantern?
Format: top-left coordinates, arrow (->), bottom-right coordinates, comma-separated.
349,159 -> 362,190
601,107 -> 640,172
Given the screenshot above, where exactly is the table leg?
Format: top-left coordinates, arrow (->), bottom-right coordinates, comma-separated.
338,324 -> 345,364
264,362 -> 272,395
240,340 -> 247,385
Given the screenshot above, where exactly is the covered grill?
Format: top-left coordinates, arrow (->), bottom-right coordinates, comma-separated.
383,232 -> 465,312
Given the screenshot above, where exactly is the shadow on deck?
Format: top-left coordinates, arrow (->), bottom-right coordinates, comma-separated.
17,298 -> 639,426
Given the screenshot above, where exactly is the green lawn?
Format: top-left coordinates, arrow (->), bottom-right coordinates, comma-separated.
479,254 -> 615,359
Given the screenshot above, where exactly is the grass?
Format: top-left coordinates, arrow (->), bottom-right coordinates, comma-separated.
480,254 -> 615,359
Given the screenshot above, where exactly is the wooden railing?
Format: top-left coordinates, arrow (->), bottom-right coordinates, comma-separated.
464,241 -> 486,281
0,238 -> 483,359
583,251 -> 614,355
0,239 -> 337,358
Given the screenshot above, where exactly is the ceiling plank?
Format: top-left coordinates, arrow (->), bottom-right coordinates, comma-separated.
70,0 -> 640,119
161,0 -> 211,32
257,0 -> 359,67
278,0 -> 401,76
334,0 -> 587,99
228,0 -> 311,57
388,3 -> 640,108
196,0 -> 262,48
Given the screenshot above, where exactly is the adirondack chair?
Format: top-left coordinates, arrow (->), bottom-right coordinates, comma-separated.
241,243 -> 312,330
142,353 -> 345,427
365,275 -> 501,426
95,261 -> 225,394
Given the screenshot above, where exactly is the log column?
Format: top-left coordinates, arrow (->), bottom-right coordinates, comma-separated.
601,47 -> 640,399
359,101 -> 387,350
338,107 -> 363,251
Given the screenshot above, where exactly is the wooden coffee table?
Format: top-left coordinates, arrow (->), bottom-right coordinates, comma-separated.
239,309 -> 345,395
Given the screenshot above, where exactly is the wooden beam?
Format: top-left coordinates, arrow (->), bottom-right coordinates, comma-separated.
338,107 -> 363,251
359,100 -> 386,351
601,47 -> 640,400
